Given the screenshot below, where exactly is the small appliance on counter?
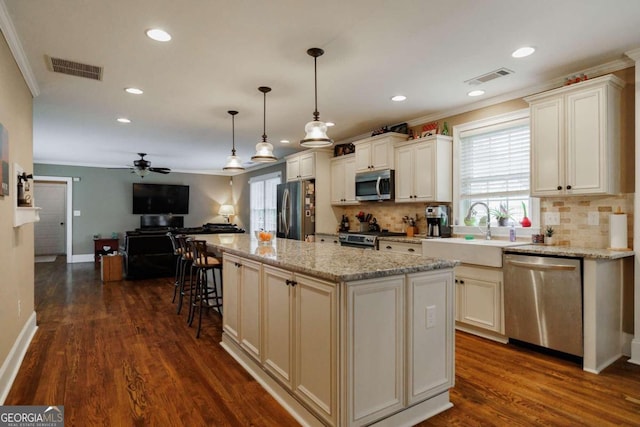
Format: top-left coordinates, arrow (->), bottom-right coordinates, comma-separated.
425,205 -> 451,238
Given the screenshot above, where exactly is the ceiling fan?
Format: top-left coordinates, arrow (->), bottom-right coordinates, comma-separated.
130,153 -> 171,177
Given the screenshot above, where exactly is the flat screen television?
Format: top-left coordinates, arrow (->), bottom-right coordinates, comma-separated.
132,183 -> 189,214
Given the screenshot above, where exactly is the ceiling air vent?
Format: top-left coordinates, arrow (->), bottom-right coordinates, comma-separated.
465,68 -> 514,86
46,56 -> 103,81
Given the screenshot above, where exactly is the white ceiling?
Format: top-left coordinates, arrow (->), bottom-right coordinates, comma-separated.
2,0 -> 640,175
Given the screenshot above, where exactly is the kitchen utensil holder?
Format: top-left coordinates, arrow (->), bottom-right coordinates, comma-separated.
359,223 -> 368,232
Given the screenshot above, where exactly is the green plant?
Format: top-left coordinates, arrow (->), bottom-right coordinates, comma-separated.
490,203 -> 513,221
545,226 -> 555,237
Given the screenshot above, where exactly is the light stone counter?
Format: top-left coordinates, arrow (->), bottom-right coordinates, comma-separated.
196,233 -> 457,282
504,244 -> 634,260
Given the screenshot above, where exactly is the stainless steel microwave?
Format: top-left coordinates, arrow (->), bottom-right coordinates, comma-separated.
355,169 -> 394,201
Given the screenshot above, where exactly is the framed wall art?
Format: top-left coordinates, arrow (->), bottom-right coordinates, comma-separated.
1,123 -> 8,197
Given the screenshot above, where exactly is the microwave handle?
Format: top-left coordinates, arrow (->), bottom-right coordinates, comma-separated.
376,176 -> 381,199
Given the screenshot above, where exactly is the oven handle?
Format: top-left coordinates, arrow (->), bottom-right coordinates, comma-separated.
505,259 -> 577,271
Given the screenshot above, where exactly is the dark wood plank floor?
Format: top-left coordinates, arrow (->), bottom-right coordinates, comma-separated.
6,257 -> 640,426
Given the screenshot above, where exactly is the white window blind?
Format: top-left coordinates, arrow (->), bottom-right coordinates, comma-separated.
458,118 -> 530,225
250,173 -> 280,234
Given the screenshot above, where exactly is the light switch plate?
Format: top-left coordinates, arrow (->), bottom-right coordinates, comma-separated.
588,211 -> 599,226
544,212 -> 560,225
73,210 -> 81,217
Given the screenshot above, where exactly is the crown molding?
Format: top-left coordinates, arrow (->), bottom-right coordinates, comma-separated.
0,0 -> 39,97
336,56 -> 635,145
625,47 -> 640,62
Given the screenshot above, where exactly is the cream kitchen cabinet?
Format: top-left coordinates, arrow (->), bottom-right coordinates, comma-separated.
454,264 -> 505,341
286,151 -> 316,181
330,155 -> 358,205
222,253 -> 263,361
394,135 -> 452,203
354,132 -> 407,172
378,239 -> 422,255
525,74 -> 624,196
262,264 -> 338,426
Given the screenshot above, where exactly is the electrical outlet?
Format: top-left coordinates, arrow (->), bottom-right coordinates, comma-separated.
426,305 -> 436,329
588,211 -> 599,226
544,212 -> 560,225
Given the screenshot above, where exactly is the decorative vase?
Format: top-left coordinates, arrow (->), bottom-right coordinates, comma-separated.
521,216 -> 532,227
545,236 -> 554,246
498,217 -> 508,227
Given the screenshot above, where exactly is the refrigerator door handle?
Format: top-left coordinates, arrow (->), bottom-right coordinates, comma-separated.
282,188 -> 290,237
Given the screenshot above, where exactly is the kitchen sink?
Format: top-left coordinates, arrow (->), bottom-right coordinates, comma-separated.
422,237 -> 528,267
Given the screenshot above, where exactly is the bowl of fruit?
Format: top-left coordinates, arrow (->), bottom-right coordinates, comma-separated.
255,229 -> 275,245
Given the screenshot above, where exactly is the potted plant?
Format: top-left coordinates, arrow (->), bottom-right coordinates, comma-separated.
545,226 -> 555,246
491,203 -> 513,226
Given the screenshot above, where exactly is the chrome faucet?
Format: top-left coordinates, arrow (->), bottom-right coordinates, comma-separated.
466,202 -> 491,240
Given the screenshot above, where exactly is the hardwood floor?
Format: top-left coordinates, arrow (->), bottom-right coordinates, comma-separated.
6,257 -> 640,426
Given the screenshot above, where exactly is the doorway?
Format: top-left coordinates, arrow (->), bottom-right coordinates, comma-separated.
34,176 -> 73,262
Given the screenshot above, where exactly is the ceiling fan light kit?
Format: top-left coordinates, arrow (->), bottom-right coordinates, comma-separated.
300,47 -> 333,148
130,152 -> 171,178
223,110 -> 245,171
251,86 -> 277,163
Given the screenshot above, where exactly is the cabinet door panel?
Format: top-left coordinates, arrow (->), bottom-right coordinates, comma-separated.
262,266 -> 294,388
348,277 -> 404,424
414,142 -> 435,200
299,153 -> 315,180
355,143 -> 371,172
222,255 -> 240,343
407,271 -> 454,404
460,276 -> 501,332
343,157 -> 357,203
371,139 -> 391,170
531,98 -> 563,196
239,259 -> 262,361
294,275 -> 337,425
330,159 -> 346,204
567,87 -> 605,193
394,145 -> 413,202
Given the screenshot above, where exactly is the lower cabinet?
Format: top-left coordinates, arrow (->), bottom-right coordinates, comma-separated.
262,265 -> 338,426
378,240 -> 422,255
455,265 -> 504,336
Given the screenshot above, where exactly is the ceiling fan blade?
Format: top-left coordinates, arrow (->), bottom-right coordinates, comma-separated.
149,167 -> 171,174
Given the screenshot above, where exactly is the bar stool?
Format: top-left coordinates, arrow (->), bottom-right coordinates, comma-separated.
167,232 -> 183,303
188,239 -> 223,338
175,235 -> 194,315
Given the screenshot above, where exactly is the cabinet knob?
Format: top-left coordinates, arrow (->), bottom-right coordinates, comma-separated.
386,245 -> 392,249
557,185 -> 562,190
408,248 -> 415,252
566,185 -> 572,190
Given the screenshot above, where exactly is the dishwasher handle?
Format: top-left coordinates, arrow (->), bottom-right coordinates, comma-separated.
506,259 -> 578,271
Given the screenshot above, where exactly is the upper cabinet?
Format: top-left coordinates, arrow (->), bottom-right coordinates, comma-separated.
354,132 -> 407,173
286,151 -> 316,181
394,135 -> 452,203
525,74 -> 624,197
330,155 -> 358,205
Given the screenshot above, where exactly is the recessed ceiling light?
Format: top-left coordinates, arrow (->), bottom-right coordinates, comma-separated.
512,46 -> 535,58
326,122 -> 335,127
125,87 -> 143,95
117,117 -> 131,123
391,95 -> 407,102
468,90 -> 485,97
280,139 -> 290,144
146,28 -> 172,42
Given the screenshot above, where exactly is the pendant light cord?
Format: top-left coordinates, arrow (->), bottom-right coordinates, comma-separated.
313,56 -> 319,121
263,90 -> 267,142
231,114 -> 236,155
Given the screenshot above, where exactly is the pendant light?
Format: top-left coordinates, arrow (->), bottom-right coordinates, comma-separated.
223,110 -> 245,171
300,47 -> 333,147
251,86 -> 277,162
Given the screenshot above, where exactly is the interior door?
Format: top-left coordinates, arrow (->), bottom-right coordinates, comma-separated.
34,181 -> 66,255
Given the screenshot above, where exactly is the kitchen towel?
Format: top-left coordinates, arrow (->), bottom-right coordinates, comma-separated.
609,212 -> 628,250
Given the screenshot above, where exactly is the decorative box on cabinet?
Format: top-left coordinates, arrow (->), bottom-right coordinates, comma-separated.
525,74 -> 624,196
330,154 -> 358,205
394,135 -> 452,203
354,132 -> 407,172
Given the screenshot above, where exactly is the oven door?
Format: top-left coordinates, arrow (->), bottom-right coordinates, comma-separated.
340,242 -> 375,250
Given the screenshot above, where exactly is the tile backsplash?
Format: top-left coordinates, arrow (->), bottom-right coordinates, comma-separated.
540,194 -> 634,249
337,194 -> 634,249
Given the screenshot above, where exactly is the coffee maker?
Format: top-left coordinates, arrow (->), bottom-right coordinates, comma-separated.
425,205 -> 451,238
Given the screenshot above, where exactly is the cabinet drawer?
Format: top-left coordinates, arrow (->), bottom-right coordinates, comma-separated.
379,241 -> 421,255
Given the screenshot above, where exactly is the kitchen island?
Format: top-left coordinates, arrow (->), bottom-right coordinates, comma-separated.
197,234 -> 458,427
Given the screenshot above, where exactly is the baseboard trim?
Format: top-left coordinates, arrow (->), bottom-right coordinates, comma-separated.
0,311 -> 38,404
71,254 -> 94,263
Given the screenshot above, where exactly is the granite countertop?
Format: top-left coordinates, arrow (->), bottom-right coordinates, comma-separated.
503,244 -> 634,260
195,234 -> 457,282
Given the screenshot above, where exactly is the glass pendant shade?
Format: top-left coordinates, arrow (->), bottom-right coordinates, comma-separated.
223,110 -> 245,171
252,86 -> 278,162
300,120 -> 333,147
134,168 -> 149,178
300,48 -> 333,148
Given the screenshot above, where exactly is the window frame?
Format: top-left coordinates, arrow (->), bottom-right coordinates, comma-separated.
249,171 -> 281,235
452,108 -> 540,238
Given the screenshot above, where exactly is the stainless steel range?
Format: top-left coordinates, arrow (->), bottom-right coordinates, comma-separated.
338,231 -> 406,249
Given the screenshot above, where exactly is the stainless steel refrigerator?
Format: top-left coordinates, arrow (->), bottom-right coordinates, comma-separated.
277,180 -> 315,240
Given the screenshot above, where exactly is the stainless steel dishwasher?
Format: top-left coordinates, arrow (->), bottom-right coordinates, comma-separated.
503,253 -> 583,357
